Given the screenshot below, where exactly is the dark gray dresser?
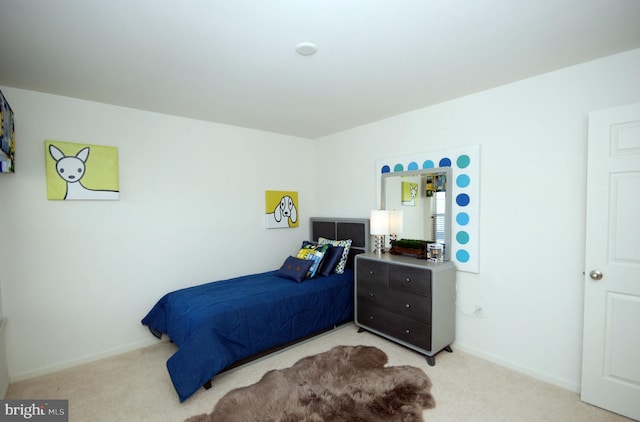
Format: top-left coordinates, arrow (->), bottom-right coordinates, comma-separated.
355,252 -> 456,365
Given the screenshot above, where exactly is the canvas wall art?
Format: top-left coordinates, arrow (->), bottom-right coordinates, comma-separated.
45,140 -> 120,200
265,190 -> 298,228
401,181 -> 418,206
0,90 -> 15,173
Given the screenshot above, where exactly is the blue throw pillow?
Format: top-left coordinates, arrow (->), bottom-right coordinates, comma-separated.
318,237 -> 352,274
319,245 -> 345,276
276,256 -> 314,283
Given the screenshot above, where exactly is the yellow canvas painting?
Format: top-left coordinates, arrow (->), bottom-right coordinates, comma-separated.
401,181 -> 418,206
45,140 -> 120,200
265,190 -> 298,228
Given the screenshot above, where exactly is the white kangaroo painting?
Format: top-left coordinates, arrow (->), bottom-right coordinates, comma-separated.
48,143 -> 119,200
401,182 -> 418,206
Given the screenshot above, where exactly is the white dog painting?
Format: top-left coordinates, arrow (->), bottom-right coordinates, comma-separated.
46,140 -> 120,200
265,191 -> 298,228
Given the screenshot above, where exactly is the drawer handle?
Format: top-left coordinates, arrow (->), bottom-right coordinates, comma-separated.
405,329 -> 410,334
369,316 -> 374,320
369,293 -> 375,297
405,303 -> 410,308
405,278 -> 411,283
369,270 -> 374,275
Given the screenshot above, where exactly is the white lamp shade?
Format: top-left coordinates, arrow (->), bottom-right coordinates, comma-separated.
370,210 -> 389,235
388,210 -> 403,234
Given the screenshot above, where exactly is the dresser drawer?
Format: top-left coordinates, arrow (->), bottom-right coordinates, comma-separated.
357,304 -> 432,351
387,316 -> 431,351
384,290 -> 431,323
357,259 -> 388,286
389,265 -> 431,297
358,282 -> 431,323
356,280 -> 387,307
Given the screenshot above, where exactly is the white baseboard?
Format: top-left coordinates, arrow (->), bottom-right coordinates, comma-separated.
453,342 -> 580,393
10,337 -> 166,383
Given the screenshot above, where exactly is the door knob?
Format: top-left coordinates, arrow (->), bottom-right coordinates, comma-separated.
589,270 -> 603,281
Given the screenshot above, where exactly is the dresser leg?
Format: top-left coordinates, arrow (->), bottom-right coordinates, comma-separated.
444,345 -> 453,353
357,327 -> 365,333
426,355 -> 435,366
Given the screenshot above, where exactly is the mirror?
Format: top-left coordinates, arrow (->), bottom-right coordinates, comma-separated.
381,167 -> 452,261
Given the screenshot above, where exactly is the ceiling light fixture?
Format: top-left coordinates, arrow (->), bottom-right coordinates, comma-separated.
295,42 -> 317,56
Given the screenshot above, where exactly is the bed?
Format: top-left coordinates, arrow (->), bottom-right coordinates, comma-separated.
141,217 -> 369,402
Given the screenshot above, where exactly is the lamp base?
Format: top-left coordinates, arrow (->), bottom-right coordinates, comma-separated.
373,235 -> 386,254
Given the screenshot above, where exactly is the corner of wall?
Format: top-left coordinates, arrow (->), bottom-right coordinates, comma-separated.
0,318 -> 9,398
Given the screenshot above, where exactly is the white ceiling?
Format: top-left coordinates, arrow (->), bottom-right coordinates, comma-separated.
1,0 -> 640,139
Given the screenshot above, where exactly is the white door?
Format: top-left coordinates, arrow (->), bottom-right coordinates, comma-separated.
581,102 -> 640,420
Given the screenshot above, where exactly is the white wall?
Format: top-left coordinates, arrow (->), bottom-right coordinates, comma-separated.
0,88 -> 315,380
313,48 -> 640,391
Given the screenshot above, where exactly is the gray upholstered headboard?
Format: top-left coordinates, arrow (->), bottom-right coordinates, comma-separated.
310,217 -> 370,269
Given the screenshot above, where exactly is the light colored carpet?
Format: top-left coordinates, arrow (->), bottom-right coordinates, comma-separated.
6,324 -> 631,421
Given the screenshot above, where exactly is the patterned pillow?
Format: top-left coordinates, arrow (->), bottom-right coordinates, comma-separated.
319,245 -> 345,276
317,237 -> 352,274
276,256 -> 314,283
296,242 -> 330,278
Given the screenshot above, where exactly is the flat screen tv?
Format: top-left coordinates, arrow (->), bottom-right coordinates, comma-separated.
1,90 -> 15,173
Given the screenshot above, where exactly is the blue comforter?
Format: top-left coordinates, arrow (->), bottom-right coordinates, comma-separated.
141,269 -> 354,402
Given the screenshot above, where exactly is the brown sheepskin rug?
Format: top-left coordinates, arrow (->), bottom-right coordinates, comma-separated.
185,345 -> 435,422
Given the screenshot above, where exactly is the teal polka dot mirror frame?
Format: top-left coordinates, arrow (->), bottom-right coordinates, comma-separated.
376,145 -> 480,273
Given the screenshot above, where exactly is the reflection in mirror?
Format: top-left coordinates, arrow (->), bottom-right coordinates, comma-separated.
381,167 -> 452,261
